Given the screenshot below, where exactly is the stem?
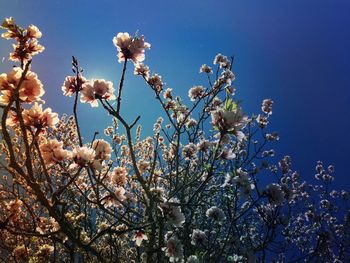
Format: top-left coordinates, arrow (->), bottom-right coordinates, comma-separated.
116,60 -> 128,114
73,88 -> 83,147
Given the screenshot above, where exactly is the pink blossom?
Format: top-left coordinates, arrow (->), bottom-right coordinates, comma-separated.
39,139 -> 71,165
188,86 -> 204,101
111,166 -> 128,186
80,79 -> 115,107
26,24 -> 42,39
132,231 -> 148,247
0,67 -> 44,105
113,32 -> 150,63
134,63 -> 150,79
92,139 -> 112,161
211,107 -> 247,139
72,146 -> 96,167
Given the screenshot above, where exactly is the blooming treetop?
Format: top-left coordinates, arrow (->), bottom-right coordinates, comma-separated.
0,17 -> 349,263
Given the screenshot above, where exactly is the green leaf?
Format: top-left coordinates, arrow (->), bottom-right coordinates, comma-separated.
225,98 -> 237,111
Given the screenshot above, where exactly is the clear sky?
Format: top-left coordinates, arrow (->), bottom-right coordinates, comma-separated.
1,0 -> 350,190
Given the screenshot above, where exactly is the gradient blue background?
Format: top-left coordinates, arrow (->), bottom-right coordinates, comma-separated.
1,0 -> 349,191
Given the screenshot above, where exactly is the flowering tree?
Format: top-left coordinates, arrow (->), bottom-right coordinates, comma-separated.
0,18 -> 349,263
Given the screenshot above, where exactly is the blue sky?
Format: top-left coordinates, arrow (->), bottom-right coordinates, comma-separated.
1,0 -> 350,190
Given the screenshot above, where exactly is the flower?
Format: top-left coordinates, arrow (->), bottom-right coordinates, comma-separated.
265,183 -> 285,205
211,107 -> 247,139
26,24 -> 42,38
0,67 -> 44,105
92,139 -> 112,161
115,186 -> 126,202
163,88 -> 173,100
262,99 -> 273,115
199,64 -> 213,74
265,132 -> 279,141
12,245 -> 28,262
6,199 -> 23,221
36,217 -> 60,235
35,244 -> 54,258
91,79 -> 115,99
62,75 -> 86,96
188,85 -> 204,101
230,169 -> 255,196
197,139 -> 211,152
219,69 -> 235,85
113,32 -> 150,63
165,236 -> 184,262
220,148 -> 236,160
80,79 -> 115,107
22,103 -> 58,130
182,143 -> 198,160
72,146 -> 96,166
1,17 -> 17,39
150,187 -> 166,198
148,74 -> 163,94
187,255 -> 200,263
160,198 -> 185,227
39,139 -> 71,165
134,63 -> 150,79
19,70 -> 45,102
256,114 -> 268,128
186,118 -> 197,128
206,206 -> 225,223
191,229 -> 207,245
7,102 -> 59,131
9,39 -> 45,62
1,18 -> 44,61
0,67 -> 22,92
111,166 -> 128,186
132,231 -> 148,246
213,53 -> 230,68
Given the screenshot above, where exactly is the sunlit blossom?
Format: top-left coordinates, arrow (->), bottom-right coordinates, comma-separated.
92,139 -> 112,161
182,143 -> 198,160
26,24 -> 42,38
1,17 -> 17,39
35,244 -> 54,258
1,18 -> 44,61
163,88 -> 173,100
115,186 -> 126,202
22,102 -> 58,129
0,67 -> 44,104
111,166 -> 128,186
148,74 -> 163,94
134,63 -> 150,79
40,139 -> 71,165
62,75 -> 86,96
211,107 -> 247,139
80,78 -> 115,107
188,85 -> 204,101
113,32 -> 150,63
199,64 -> 213,74
72,146 -> 96,166
0,18 -> 347,263
213,53 -> 230,68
